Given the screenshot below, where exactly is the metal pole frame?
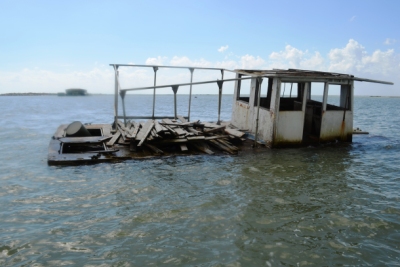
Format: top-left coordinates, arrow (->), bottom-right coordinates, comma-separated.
113,65 -> 119,131
120,90 -> 127,127
171,85 -> 179,119
254,77 -> 263,147
152,67 -> 158,119
217,70 -> 224,125
188,68 -> 194,121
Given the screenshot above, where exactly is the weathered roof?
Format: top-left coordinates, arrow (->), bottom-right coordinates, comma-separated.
231,68 -> 393,85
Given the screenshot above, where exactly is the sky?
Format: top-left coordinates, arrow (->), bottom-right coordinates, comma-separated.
1,0 -> 399,95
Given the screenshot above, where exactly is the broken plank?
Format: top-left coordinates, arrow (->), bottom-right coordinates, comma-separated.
204,135 -> 229,141
177,115 -> 187,123
136,120 -> 153,141
217,139 -> 239,151
154,120 -> 165,133
203,125 -> 226,133
106,131 -> 121,146
224,128 -> 245,138
153,138 -> 188,144
137,121 -> 155,147
187,136 -> 205,141
192,142 -> 214,155
127,122 -> 140,139
208,139 -> 236,154
180,144 -> 188,152
144,143 -> 164,155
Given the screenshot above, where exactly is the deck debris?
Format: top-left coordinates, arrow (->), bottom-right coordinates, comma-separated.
106,117 -> 244,156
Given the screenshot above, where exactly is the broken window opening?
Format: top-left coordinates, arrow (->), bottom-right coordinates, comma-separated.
326,84 -> 351,111
279,82 -> 303,111
254,78 -> 272,109
237,74 -> 251,103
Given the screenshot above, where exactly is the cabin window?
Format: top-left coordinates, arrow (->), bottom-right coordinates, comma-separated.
279,82 -> 303,111
237,74 -> 251,103
326,84 -> 351,111
254,78 -> 272,109
309,82 -> 324,102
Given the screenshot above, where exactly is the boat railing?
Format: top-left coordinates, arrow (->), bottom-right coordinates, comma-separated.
109,64 -> 252,128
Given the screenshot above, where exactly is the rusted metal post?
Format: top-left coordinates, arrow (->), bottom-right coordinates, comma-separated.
254,77 -> 262,147
216,80 -> 224,125
188,68 -> 194,121
113,65 -> 119,131
322,82 -> 329,112
171,85 -> 179,119
152,67 -> 158,119
120,90 -> 127,127
217,69 -> 224,125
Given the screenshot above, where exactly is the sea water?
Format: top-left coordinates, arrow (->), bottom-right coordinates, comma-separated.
0,95 -> 399,266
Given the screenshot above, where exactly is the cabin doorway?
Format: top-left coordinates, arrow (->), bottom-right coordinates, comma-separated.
303,82 -> 323,143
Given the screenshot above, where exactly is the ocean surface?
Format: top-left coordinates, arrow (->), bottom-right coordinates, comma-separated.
0,94 -> 399,266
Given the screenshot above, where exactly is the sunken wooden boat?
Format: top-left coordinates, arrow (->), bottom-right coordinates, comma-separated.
48,65 -> 393,165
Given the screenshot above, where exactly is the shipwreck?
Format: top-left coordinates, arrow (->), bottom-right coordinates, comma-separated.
48,64 -> 393,165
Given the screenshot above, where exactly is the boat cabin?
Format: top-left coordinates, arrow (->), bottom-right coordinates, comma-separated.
230,69 -> 392,147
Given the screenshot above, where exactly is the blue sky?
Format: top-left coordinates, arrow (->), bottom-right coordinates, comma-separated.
1,0 -> 399,95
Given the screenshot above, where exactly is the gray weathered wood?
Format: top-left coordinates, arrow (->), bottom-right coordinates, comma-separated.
208,139 -> 236,154
144,143 -> 164,154
203,125 -> 226,133
224,128 -> 245,138
192,142 -> 214,155
106,131 -> 121,146
137,121 -> 155,147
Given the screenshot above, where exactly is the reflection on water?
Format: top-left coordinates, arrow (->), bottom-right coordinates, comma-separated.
0,95 -> 399,266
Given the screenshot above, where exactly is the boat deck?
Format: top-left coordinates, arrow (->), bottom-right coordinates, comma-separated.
48,119 -> 250,165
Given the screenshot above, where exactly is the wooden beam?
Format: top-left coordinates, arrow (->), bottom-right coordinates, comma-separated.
137,120 -> 154,147
106,131 -> 121,146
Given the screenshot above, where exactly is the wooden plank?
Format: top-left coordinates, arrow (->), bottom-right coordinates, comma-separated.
203,122 -> 220,128
144,143 -> 164,154
204,135 -> 229,141
218,139 -> 239,151
162,119 -> 187,136
106,131 -> 121,146
208,139 -> 236,154
203,125 -> 226,133
136,120 -> 152,141
153,138 -> 188,144
127,122 -> 140,139
154,120 -> 164,133
224,128 -> 245,138
177,115 -> 200,135
137,121 -> 154,147
162,123 -> 179,136
192,142 -> 214,155
177,115 -> 187,123
180,144 -> 188,152
187,136 -> 205,141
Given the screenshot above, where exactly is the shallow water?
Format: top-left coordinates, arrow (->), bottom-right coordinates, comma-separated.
0,95 -> 399,266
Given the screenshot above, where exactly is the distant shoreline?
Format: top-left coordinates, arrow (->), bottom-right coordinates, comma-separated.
0,93 -> 57,96
1,93 -> 400,98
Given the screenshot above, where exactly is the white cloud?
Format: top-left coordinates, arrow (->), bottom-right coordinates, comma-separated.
1,40 -> 398,95
169,56 -> 212,67
327,39 -> 399,78
384,38 -> 396,45
268,45 -> 324,70
240,55 -> 265,69
218,45 -> 229,53
146,56 -> 167,65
